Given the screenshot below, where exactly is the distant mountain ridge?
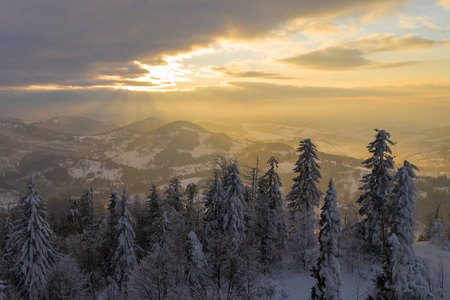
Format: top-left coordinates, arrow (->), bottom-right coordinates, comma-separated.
34,116 -> 122,136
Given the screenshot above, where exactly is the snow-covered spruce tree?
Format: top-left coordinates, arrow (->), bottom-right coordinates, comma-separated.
129,192 -> 181,300
287,138 -> 323,268
103,190 -> 122,281
221,161 -> 248,249
311,178 -> 342,300
79,188 -> 94,231
164,178 -> 190,280
402,260 -> 435,300
202,168 -> 228,298
429,219 -> 446,248
165,178 -> 185,213
147,184 -> 161,223
136,184 -> 162,252
110,189 -> 138,292
108,190 -> 122,234
0,217 -> 14,294
1,217 -> 13,259
12,177 -> 56,299
255,156 -> 287,272
185,183 -> 199,232
357,129 -> 395,253
185,231 -> 209,299
66,196 -> 82,234
203,169 -> 223,238
369,234 -> 403,300
185,183 -> 198,205
151,188 -> 175,253
390,160 -> 419,264
203,161 -> 255,299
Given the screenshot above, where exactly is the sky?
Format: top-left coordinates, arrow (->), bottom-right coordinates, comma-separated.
0,0 -> 449,126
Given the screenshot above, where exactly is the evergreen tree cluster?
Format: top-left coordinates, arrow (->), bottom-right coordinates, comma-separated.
0,131 -> 440,299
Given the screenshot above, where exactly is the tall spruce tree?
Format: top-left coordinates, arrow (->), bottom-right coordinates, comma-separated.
79,187 -> 94,230
110,189 -> 138,292
147,184 -> 161,222
287,138 -> 323,268
185,231 -> 209,299
357,129 -> 395,252
255,156 -> 287,272
1,217 -> 13,256
185,183 -> 199,231
66,196 -> 82,234
311,179 -> 342,300
108,190 -> 122,232
391,160 -> 419,264
369,234 -> 403,300
221,161 -> 247,249
104,190 -> 122,280
165,178 -> 185,213
203,169 -> 223,237
137,184 -> 162,251
12,177 -> 56,299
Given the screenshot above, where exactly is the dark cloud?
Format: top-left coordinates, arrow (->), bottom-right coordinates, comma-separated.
0,0 -> 405,87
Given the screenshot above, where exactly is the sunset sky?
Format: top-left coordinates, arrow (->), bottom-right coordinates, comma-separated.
1,0 -> 449,126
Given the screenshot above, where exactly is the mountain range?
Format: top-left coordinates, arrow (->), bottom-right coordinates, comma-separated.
0,116 -> 448,221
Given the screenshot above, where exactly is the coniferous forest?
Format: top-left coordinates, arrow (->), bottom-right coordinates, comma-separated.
0,129 -> 448,300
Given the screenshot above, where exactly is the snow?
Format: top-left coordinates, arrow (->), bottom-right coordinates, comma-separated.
278,269 -> 373,300
414,242 -> 450,273
278,242 -> 450,299
172,164 -> 205,176
180,131 -> 217,158
66,159 -> 122,182
105,150 -> 152,169
0,121 -> 24,131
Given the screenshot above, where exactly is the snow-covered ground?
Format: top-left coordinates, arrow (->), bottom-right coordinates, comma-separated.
65,159 -> 123,182
278,267 -> 373,300
278,242 -> 450,299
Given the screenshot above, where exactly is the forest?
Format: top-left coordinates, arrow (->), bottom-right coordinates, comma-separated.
0,129 -> 448,300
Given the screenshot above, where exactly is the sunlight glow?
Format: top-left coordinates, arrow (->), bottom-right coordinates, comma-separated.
126,48 -> 215,91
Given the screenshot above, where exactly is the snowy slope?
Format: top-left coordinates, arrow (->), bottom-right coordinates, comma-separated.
278,242 -> 450,299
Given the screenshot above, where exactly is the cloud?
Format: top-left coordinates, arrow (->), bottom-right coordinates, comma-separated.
278,34 -> 448,71
365,61 -> 416,69
438,0 -> 450,10
278,47 -> 372,70
223,71 -> 287,79
211,65 -> 288,79
302,21 -> 342,33
399,15 -> 450,31
0,0 -> 406,87
347,34 -> 449,53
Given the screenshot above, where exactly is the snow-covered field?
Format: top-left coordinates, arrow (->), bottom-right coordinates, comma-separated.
278,242 -> 450,299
